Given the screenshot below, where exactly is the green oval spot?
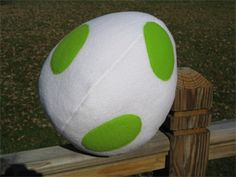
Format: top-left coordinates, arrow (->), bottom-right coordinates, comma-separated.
82,114 -> 142,152
51,24 -> 89,74
143,22 -> 174,81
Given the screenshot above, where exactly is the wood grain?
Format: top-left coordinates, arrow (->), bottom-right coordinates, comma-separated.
172,67 -> 213,111
166,113 -> 211,130
167,131 -> 210,177
165,67 -> 213,177
1,68 -> 234,177
47,153 -> 166,177
1,119 -> 235,177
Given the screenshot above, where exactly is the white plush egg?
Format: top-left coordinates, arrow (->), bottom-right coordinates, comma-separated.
39,11 -> 177,156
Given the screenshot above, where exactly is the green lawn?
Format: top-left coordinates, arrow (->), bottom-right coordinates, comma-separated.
1,1 -> 235,176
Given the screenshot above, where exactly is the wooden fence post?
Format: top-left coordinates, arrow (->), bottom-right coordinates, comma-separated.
163,67 -> 213,177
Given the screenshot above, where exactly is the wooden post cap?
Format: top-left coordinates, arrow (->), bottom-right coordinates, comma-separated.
163,67 -> 213,177
164,67 -> 213,130
172,67 -> 213,111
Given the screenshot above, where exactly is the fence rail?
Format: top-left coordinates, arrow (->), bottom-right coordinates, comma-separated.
1,67 -> 235,177
1,119 -> 235,177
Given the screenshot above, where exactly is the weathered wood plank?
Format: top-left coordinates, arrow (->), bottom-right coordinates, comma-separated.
172,67 -> 213,111
47,153 -> 167,177
167,111 -> 211,130
165,67 -> 213,177
167,130 -> 210,177
1,119 -> 235,177
208,119 -> 236,160
209,141 -> 236,160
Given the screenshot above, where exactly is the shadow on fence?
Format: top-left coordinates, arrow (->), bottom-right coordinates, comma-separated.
1,162 -> 42,176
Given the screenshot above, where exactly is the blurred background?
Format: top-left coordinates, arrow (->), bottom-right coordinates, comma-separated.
1,0 -> 235,176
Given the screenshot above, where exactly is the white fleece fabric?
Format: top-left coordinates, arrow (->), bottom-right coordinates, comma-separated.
39,11 -> 177,156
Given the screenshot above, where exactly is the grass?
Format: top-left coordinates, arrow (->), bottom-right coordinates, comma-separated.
0,0 -> 235,176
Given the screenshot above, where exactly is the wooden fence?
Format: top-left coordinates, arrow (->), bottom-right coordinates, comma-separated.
1,67 -> 236,177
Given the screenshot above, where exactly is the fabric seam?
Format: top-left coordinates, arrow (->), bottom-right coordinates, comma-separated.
61,34 -> 142,133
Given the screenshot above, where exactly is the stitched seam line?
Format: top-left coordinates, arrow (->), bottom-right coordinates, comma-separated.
61,34 -> 142,133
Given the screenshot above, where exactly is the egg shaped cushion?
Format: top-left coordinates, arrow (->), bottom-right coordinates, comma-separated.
39,11 -> 177,156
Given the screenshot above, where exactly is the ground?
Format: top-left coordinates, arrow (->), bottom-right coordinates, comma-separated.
0,1 -> 235,176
